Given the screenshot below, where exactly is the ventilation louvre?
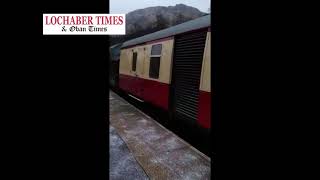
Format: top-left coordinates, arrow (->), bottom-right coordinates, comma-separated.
172,30 -> 207,122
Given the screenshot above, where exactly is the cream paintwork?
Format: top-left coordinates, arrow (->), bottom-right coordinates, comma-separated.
199,32 -> 211,92
119,39 -> 174,84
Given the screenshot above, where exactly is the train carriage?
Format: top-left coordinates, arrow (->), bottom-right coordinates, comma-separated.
118,15 -> 211,130
109,43 -> 122,89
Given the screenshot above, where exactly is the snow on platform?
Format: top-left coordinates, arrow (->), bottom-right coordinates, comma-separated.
109,125 -> 149,180
109,90 -> 211,180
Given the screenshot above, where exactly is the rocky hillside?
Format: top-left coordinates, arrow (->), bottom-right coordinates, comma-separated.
110,4 -> 207,45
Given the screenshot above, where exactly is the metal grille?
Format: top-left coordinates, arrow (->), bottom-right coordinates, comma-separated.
172,30 -> 207,122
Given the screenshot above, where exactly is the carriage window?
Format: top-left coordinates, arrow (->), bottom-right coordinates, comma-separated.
132,52 -> 137,71
151,44 -> 162,55
149,44 -> 162,79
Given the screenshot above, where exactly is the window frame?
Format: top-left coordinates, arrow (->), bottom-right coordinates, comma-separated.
150,44 -> 162,57
149,44 -> 162,79
132,52 -> 137,72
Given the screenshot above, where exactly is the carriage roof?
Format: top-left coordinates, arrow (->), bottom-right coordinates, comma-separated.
121,15 -> 210,48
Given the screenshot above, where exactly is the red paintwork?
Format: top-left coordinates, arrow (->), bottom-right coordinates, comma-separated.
121,36 -> 174,50
119,74 -> 170,110
176,27 -> 209,36
121,43 -> 146,50
121,27 -> 210,50
197,90 -> 211,129
145,36 -> 174,45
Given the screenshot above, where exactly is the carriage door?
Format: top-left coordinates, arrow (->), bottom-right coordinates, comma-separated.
171,30 -> 207,125
133,47 -> 145,98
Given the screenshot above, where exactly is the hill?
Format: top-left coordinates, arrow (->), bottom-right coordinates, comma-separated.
110,4 -> 207,45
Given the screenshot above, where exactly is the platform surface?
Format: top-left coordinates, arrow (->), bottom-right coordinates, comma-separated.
110,125 -> 149,180
109,90 -> 211,180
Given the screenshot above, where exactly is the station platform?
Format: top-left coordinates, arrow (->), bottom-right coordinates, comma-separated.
109,90 -> 211,180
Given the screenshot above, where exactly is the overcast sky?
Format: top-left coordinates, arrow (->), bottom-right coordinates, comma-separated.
110,0 -> 210,14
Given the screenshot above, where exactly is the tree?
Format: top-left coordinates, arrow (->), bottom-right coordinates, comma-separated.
156,14 -> 167,30
176,14 -> 185,24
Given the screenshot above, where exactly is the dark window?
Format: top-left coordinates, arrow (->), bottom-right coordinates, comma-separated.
149,57 -> 160,78
149,44 -> 162,79
132,52 -> 137,71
